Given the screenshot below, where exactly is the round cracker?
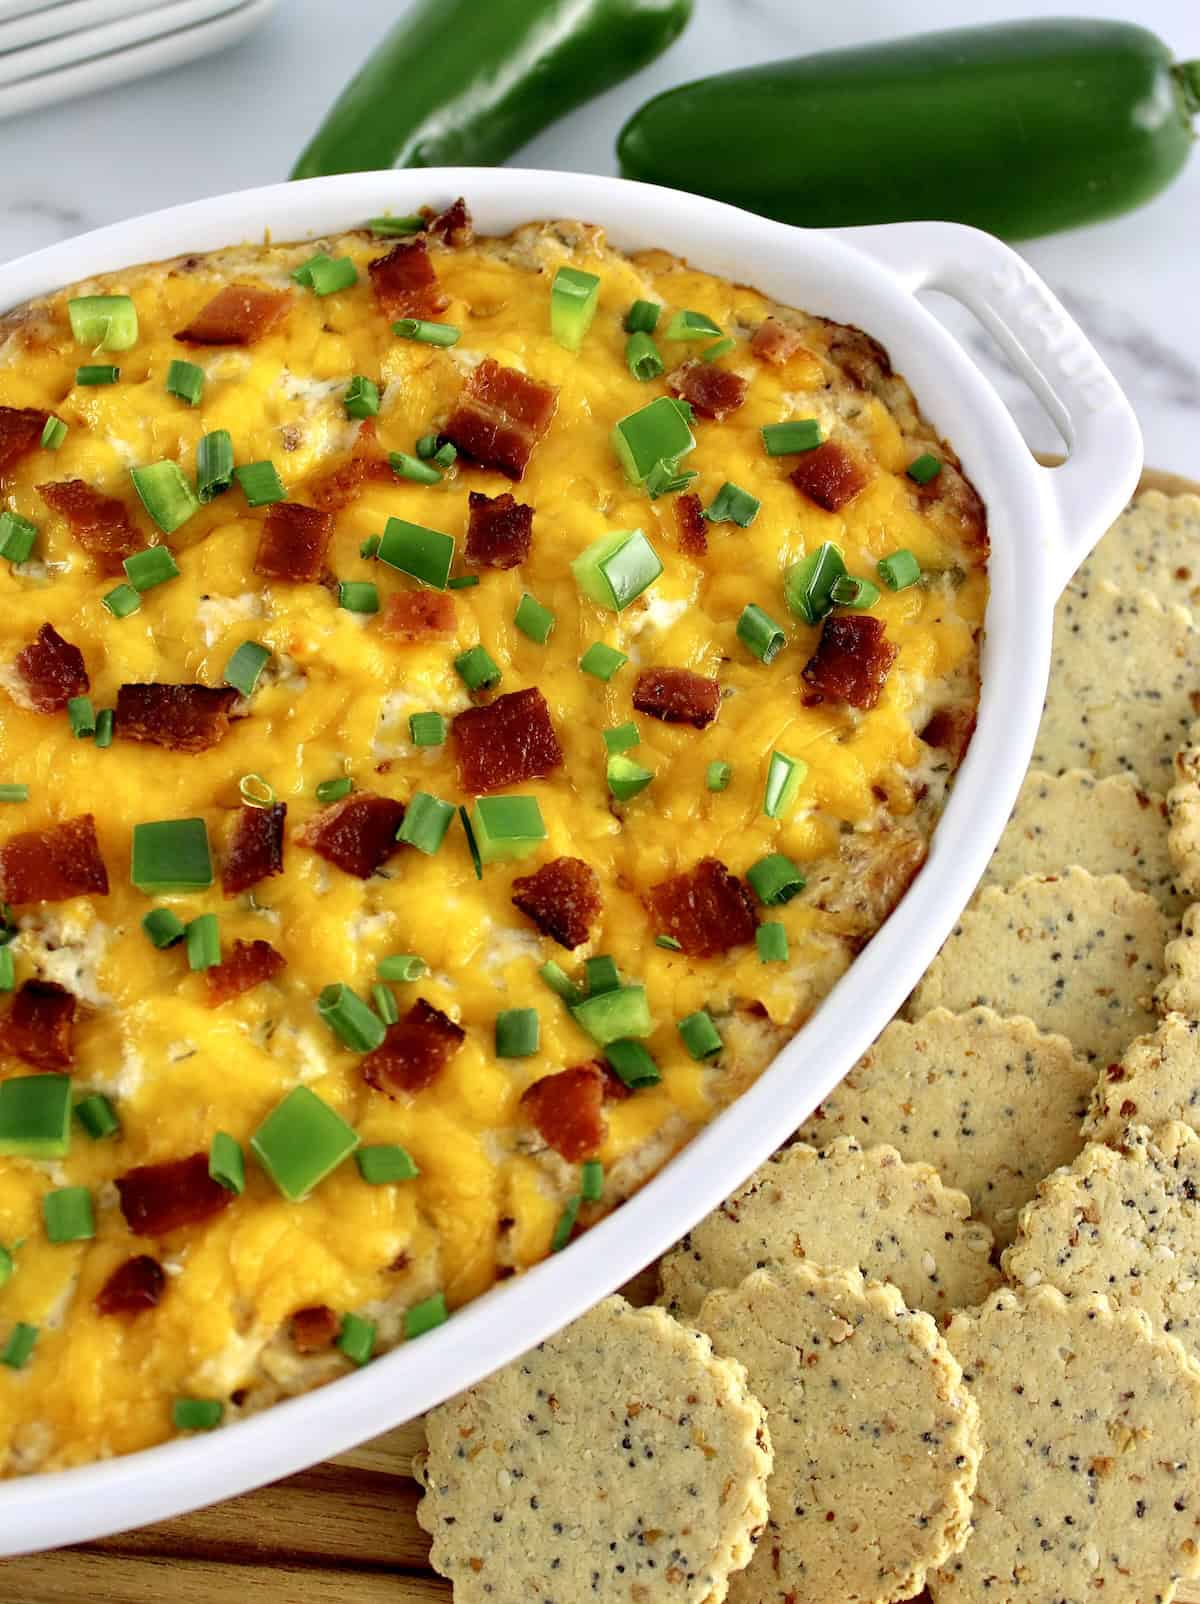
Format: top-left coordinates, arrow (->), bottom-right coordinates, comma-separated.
658,1137 -> 998,1322
797,1008 -> 1094,1247
1071,490 -> 1200,613
697,1264 -> 980,1604
929,1285 -> 1200,1604
1156,902 -> 1200,1016
1083,1010 -> 1200,1144
982,769 -> 1180,918
1169,721 -> 1200,897
1035,580 -> 1200,793
1004,1122 -> 1200,1361
908,869 -> 1166,1064
415,1295 -> 773,1604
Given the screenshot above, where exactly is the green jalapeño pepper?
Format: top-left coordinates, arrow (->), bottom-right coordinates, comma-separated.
293,0 -> 693,180
617,19 -> 1200,240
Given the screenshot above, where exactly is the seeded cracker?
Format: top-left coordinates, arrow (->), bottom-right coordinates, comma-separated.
697,1265 -> 980,1604
981,769 -> 1181,918
658,1136 -> 998,1322
1033,580 -> 1200,792
928,1285 -> 1200,1604
1004,1122 -> 1200,1363
1157,903 -> 1200,1015
908,868 -> 1165,1063
414,1295 -> 772,1604
1168,720 -> 1200,897
1070,490 -> 1200,611
1083,1011 -> 1200,1143
797,1008 -> 1093,1247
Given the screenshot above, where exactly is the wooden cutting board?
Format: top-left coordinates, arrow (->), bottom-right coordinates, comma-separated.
5,467 -> 1198,1604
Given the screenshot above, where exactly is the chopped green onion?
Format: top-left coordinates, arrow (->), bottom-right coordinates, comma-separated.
124,545 -> 181,593
471,795 -> 547,863
454,645 -> 502,693
368,214 -> 425,236
704,482 -> 760,527
378,954 -> 426,983
458,805 -> 483,879
0,512 -> 37,563
737,603 -> 786,664
67,696 -> 95,739
377,517 -> 455,589
360,534 -> 380,559
572,528 -> 663,612
0,1245 -> 10,1287
645,459 -> 698,500
433,441 -> 457,469
757,922 -> 789,962
102,582 -> 141,618
392,318 -> 460,346
580,1160 -> 604,1202
238,773 -> 276,808
701,336 -> 735,363
185,913 -> 220,972
166,359 -> 204,406
624,300 -> 660,334
130,462 -> 198,534
447,574 -> 479,590
344,376 -> 380,418
607,753 -> 653,802
678,1010 -> 723,1060
551,1194 -> 581,1252
75,1093 -> 120,1140
671,398 -> 695,424
585,956 -> 620,996
0,948 -> 12,992
68,294 -> 138,351
197,431 -> 235,502
208,1131 -> 245,1194
763,751 -> 808,819
409,711 -> 445,747
550,266 -> 601,352
496,1008 -> 540,1058
0,1075 -> 71,1156
540,960 -> 582,1007
371,982 -> 399,1025
130,818 -> 213,894
142,908 -> 186,949
398,791 -> 456,855
317,984 -> 385,1053
316,776 -> 353,803
572,985 -> 652,1046
40,416 -> 67,450
603,722 -> 639,754
612,396 -> 695,485
414,433 -> 439,459
907,453 -> 942,485
514,592 -> 556,645
404,1292 -> 448,1339
251,1085 -> 359,1200
785,542 -> 846,624
234,461 -> 285,508
223,640 -> 271,697
579,641 -> 628,681
356,1144 -> 419,1184
878,549 -> 922,591
747,853 -> 806,906
655,934 -> 682,951
76,364 -> 119,386
43,1186 -> 94,1243
94,709 -> 114,748
664,309 -> 721,341
625,332 -> 664,382
172,1397 -> 223,1431
2,1323 -> 38,1370
762,419 -> 823,455
0,784 -> 28,803
831,574 -> 881,609
338,580 -> 380,614
706,760 -> 732,792
605,1037 -> 661,1087
293,253 -> 358,295
389,450 -> 442,485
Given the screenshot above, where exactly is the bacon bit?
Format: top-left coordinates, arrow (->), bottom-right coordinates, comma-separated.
453,687 -> 564,795
206,939 -> 285,1005
666,359 -> 748,422
12,623 -> 88,713
825,321 -> 893,392
290,1304 -> 339,1353
361,999 -> 465,1096
521,1065 -> 606,1162
645,858 -> 758,958
0,405 -> 49,480
306,420 -> 394,512
920,704 -> 977,767
175,284 -> 292,345
368,238 -> 448,320
511,856 -> 602,950
1,980 -> 75,1071
789,441 -> 869,512
379,590 -> 457,642
116,683 -> 239,753
95,1255 -> 166,1316
222,803 -> 286,896
443,358 -> 558,481
254,501 -> 334,584
299,792 -> 405,879
465,491 -> 533,570
802,614 -> 897,711
116,1153 -> 235,1237
675,492 -> 707,558
37,479 -> 140,573
917,461 -> 989,556
0,814 -> 109,904
426,197 -> 474,248
632,668 -> 721,730
750,319 -> 805,366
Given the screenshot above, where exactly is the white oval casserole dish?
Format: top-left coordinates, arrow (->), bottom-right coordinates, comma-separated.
0,168 -> 1142,1554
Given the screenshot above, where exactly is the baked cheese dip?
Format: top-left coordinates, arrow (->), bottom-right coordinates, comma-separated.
0,198 -> 986,1474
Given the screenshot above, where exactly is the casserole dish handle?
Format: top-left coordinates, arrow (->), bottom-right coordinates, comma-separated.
832,221 -> 1143,596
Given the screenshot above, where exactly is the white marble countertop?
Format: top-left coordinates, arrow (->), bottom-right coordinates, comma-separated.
1,0 -> 1197,475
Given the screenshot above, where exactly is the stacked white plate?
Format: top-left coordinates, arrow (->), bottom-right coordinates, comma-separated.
0,0 -> 276,119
